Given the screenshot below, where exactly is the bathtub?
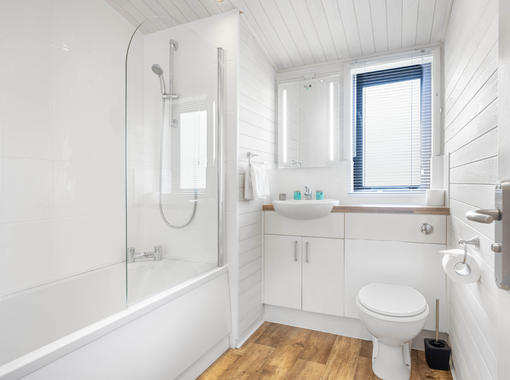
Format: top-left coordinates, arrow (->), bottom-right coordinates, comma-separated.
0,262 -> 231,380
128,259 -> 217,303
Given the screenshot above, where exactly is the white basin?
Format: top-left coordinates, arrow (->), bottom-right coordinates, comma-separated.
272,199 -> 339,220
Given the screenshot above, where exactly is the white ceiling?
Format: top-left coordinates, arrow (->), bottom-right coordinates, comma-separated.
105,0 -> 237,33
106,0 -> 453,70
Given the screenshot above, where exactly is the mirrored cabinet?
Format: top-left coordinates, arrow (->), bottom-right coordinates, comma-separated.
277,76 -> 341,168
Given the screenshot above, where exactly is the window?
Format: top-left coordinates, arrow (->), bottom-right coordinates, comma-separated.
353,63 -> 432,192
179,110 -> 207,190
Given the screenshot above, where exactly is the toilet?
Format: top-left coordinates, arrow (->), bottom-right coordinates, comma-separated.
357,283 -> 429,380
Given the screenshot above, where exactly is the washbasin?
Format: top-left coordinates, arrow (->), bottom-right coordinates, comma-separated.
272,199 -> 339,220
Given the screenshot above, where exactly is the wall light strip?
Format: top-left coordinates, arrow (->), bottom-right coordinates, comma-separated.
282,89 -> 288,164
212,100 -> 216,161
329,82 -> 334,161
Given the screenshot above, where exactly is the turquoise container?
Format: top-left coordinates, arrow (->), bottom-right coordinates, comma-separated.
316,190 -> 324,200
293,190 -> 301,200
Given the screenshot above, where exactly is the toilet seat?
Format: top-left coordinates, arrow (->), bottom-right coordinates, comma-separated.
358,283 -> 427,318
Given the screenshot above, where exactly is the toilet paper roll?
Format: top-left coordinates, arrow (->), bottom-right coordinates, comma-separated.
426,189 -> 445,206
440,249 -> 481,284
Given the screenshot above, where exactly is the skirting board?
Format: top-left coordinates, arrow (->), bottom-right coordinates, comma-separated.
236,316 -> 264,349
264,305 -> 448,351
176,336 -> 230,380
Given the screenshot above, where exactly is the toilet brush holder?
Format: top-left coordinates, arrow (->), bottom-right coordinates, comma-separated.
425,299 -> 451,370
425,338 -> 451,370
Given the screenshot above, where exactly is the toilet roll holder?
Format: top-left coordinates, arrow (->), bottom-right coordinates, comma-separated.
456,237 -> 480,276
466,180 -> 510,290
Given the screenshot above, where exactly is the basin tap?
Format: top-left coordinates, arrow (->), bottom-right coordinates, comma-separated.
304,186 -> 313,200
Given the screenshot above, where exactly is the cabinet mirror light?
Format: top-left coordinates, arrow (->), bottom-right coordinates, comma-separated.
277,76 -> 341,168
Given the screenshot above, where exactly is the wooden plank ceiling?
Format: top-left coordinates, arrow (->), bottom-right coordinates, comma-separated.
104,0 -> 237,33
105,0 -> 453,70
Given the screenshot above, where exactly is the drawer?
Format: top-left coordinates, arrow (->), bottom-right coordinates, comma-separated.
345,213 -> 446,244
264,211 -> 344,238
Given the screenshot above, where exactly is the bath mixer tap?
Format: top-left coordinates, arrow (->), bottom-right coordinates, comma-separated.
128,246 -> 163,262
304,186 -> 313,200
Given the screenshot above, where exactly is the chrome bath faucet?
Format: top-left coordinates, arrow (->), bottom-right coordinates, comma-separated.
128,246 -> 163,262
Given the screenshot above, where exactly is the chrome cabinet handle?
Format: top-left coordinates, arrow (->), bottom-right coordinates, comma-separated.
305,241 -> 310,263
294,240 -> 298,262
466,209 -> 502,224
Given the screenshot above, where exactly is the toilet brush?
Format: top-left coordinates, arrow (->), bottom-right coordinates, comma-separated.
424,299 -> 451,370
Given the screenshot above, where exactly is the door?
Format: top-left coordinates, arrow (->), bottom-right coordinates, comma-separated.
498,2 -> 510,376
302,237 -> 343,316
264,235 -> 302,309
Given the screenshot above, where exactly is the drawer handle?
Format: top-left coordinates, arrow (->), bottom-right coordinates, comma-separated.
305,241 -> 310,263
294,240 -> 298,262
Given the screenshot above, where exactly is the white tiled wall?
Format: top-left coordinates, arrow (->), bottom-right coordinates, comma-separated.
236,18 -> 276,344
444,0 -> 499,379
0,0 -> 133,365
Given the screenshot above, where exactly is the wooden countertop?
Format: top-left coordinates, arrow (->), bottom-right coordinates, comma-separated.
262,203 -> 450,215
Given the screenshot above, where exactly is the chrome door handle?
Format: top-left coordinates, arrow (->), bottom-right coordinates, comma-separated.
294,240 -> 298,262
466,209 -> 502,224
305,241 -> 310,263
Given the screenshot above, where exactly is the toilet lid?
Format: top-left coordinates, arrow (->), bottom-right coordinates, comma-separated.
358,283 -> 427,317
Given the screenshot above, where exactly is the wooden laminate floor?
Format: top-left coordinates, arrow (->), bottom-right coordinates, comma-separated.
198,322 -> 453,380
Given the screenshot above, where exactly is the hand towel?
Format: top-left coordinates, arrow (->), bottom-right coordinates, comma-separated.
244,167 -> 254,200
250,162 -> 270,199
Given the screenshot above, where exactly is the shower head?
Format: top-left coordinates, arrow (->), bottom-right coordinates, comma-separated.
151,64 -> 164,76
151,64 -> 167,95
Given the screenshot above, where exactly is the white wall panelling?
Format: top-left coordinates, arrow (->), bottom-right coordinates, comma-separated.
234,17 -> 276,346
443,0 -> 499,379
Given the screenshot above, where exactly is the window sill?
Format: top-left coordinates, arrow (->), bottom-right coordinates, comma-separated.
348,190 -> 425,195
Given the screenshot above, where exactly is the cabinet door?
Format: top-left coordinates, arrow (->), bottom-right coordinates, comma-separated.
264,235 -> 302,309
302,237 -> 343,316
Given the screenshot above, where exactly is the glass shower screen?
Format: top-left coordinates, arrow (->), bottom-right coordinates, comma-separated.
125,21 -> 224,303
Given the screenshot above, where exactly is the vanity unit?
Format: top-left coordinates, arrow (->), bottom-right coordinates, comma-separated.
263,205 -> 449,337
264,213 -> 345,316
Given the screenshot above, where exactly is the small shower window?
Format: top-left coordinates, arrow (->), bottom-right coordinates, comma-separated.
179,110 -> 207,190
